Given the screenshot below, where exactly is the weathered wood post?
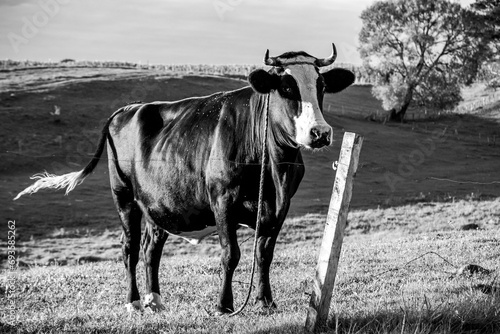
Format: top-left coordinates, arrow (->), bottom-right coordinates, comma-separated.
304,132 -> 363,333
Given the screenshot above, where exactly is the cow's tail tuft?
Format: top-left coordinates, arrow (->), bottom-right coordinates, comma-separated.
13,170 -> 86,200
13,108 -> 124,201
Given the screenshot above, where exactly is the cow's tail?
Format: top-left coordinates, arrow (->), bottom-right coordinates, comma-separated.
14,109 -> 123,200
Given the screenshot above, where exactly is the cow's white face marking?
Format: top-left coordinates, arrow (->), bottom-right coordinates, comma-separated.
286,65 -> 332,149
294,101 -> 318,147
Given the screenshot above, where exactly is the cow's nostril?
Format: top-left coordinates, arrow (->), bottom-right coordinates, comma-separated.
310,128 -> 321,140
325,129 -> 332,143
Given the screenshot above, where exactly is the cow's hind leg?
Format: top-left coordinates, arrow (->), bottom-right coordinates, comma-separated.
110,172 -> 143,313
141,222 -> 168,312
117,201 -> 142,312
117,197 -> 143,313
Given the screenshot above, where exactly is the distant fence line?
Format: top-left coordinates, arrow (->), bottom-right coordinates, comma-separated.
0,59 -> 260,78
2,59 -> 497,86
453,92 -> 500,114
404,109 -> 458,121
405,91 -> 500,120
357,89 -> 500,123
0,59 -> 374,84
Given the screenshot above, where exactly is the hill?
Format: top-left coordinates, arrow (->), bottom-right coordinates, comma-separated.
2,67 -> 499,241
0,67 -> 499,333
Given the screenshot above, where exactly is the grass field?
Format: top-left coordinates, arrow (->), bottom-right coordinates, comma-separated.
0,66 -> 499,333
1,199 -> 499,333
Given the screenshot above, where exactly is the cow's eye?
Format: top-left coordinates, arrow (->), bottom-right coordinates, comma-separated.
279,76 -> 300,100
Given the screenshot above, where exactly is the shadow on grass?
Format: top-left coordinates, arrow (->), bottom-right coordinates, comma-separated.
325,312 -> 500,334
3,310 -> 499,334
249,309 -> 500,334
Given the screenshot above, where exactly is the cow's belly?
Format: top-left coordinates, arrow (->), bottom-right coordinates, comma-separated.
168,223 -> 252,245
169,226 -> 218,245
144,205 -> 218,244
143,200 -> 264,245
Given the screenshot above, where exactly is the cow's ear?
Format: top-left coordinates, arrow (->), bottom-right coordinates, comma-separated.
248,69 -> 280,94
322,68 -> 355,93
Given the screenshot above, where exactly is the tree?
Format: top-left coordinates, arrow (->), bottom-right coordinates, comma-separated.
456,0 -> 500,84
359,0 -> 484,122
472,0 -> 500,51
472,0 -> 500,83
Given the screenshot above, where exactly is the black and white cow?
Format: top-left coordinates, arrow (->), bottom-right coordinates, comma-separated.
15,44 -> 355,313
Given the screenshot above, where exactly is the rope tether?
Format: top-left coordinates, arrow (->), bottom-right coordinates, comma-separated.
229,93 -> 270,316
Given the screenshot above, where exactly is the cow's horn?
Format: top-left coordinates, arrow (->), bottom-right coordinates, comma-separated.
264,49 -> 280,66
315,43 -> 337,67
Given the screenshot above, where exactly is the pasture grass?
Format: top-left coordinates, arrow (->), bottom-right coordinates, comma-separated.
1,198 -> 499,333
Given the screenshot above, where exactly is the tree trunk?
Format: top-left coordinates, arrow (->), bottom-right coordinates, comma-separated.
389,87 -> 413,123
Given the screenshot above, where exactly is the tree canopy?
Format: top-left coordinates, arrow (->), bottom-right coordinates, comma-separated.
359,0 -> 491,121
471,0 -> 500,60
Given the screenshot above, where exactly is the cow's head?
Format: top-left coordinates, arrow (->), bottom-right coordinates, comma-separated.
248,43 -> 354,149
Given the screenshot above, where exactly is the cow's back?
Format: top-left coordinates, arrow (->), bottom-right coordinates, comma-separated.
108,94 -> 222,200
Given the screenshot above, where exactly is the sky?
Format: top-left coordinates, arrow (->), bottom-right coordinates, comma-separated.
0,0 -> 476,65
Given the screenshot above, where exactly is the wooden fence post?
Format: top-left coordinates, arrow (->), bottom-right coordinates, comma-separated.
304,132 -> 363,333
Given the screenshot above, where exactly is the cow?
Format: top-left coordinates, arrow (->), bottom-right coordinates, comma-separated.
14,44 -> 355,314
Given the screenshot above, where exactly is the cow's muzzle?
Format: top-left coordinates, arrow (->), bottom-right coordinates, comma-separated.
309,124 -> 332,148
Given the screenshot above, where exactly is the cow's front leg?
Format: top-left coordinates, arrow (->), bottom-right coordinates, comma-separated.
141,223 -> 168,312
216,214 -> 240,314
255,232 -> 279,309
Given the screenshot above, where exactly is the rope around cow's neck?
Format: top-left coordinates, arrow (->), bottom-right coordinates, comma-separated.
229,93 -> 270,317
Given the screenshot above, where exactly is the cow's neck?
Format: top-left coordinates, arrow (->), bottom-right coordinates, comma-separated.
253,91 -> 304,217
247,91 -> 299,164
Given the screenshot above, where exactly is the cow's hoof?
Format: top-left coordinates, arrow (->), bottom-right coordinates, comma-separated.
215,305 -> 234,316
256,299 -> 277,310
125,300 -> 144,314
144,292 -> 166,312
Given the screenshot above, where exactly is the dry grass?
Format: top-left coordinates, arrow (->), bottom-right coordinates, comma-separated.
1,198 -> 499,333
348,197 -> 500,235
